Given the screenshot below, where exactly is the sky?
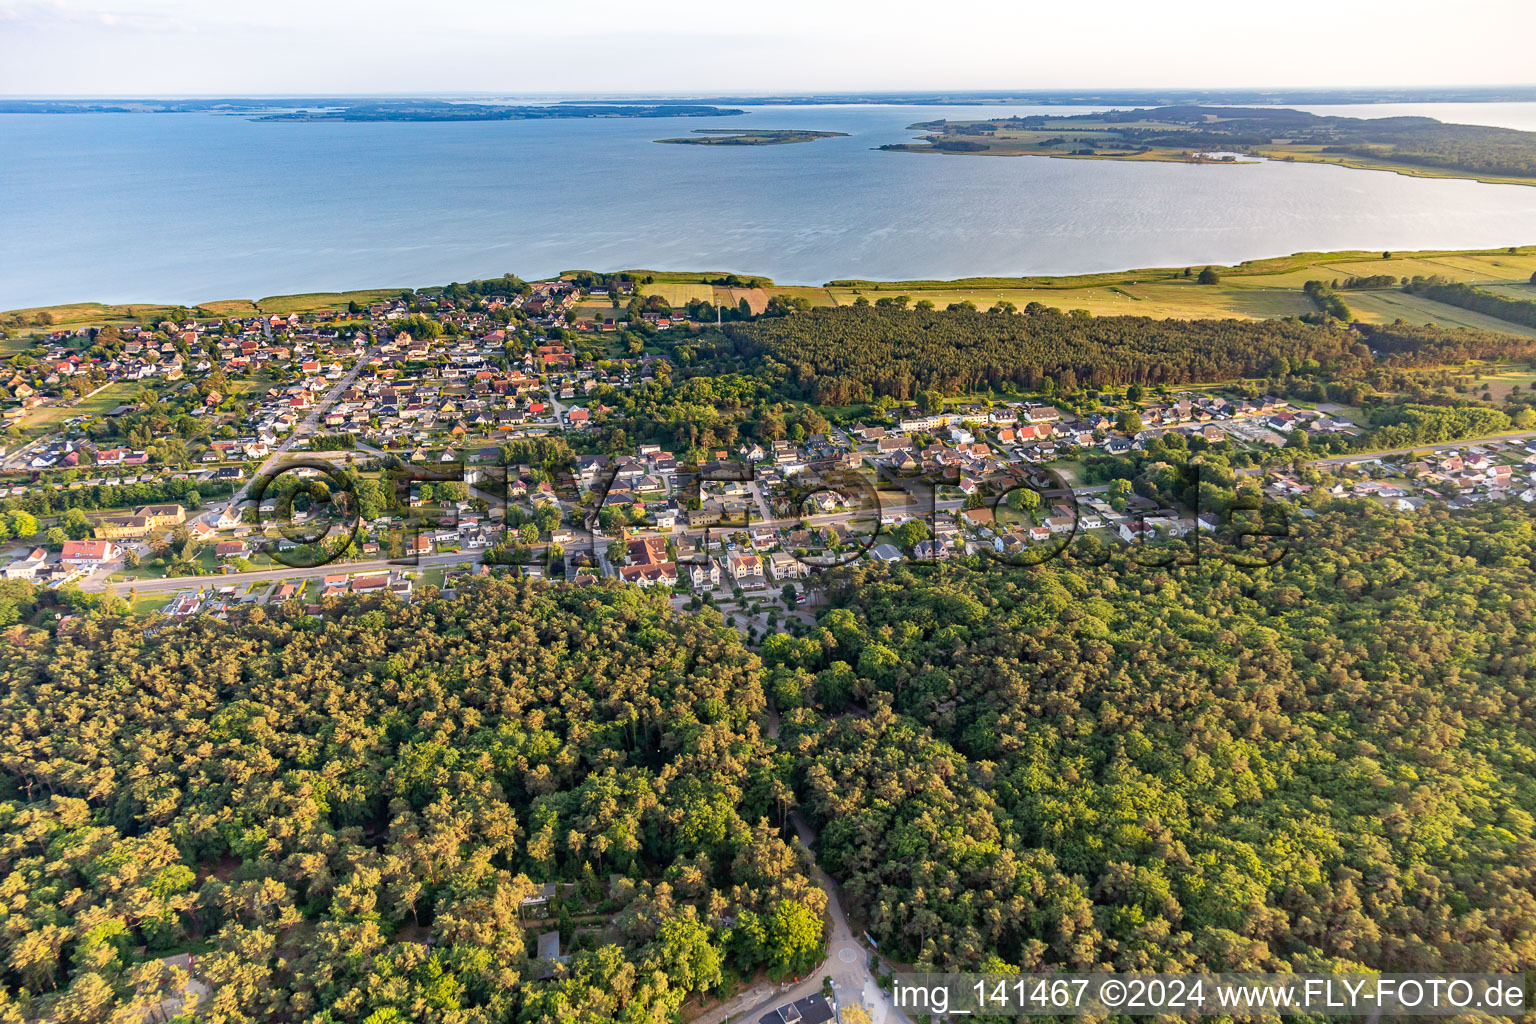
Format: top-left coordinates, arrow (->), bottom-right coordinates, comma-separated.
2,0 -> 1533,97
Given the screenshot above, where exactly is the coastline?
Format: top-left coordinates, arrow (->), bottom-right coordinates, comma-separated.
7,245 -> 1536,341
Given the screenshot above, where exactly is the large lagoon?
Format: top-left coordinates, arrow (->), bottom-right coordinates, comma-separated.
7,102 -> 1536,307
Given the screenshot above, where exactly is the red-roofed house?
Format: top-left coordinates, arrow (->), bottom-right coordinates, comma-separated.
60,539 -> 120,566
215,541 -> 248,560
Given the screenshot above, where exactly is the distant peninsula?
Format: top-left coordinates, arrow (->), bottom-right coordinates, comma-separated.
879,105 -> 1536,186
0,98 -> 744,121
254,102 -> 744,122
655,129 -> 848,146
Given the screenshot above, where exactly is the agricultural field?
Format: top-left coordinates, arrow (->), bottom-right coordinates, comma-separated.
253,288 -> 405,315
822,281 -> 1312,319
716,285 -> 770,314
1,302 -> 182,333
6,247 -> 1533,342
640,281 -> 716,307
771,286 -> 840,307
791,245 -> 1536,324
1342,290 -> 1536,337
1480,281 -> 1536,300
1460,365 -> 1536,403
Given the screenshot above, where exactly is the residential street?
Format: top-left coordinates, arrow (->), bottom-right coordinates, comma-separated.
194,346 -> 378,528
1304,430 -> 1536,466
91,550 -> 487,595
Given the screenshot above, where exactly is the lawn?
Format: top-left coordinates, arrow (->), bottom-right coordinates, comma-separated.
111,561 -> 169,581
126,593 -> 173,616
16,382 -> 138,432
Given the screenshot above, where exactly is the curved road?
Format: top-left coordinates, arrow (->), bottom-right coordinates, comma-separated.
694,813 -> 908,1024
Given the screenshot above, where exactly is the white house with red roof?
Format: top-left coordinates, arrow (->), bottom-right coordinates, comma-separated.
60,539 -> 120,567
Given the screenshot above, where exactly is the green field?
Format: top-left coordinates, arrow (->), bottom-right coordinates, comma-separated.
1463,366 -> 1536,402
641,282 -> 716,307
7,246 -> 1536,336
806,246 -> 1536,324
15,381 -> 138,432
252,288 -> 407,315
1342,291 -> 1536,337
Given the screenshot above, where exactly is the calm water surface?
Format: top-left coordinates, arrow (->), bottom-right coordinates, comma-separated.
5,103 -> 1536,307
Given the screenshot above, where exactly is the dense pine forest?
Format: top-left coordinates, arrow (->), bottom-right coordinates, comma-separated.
0,500 -> 1534,1018
724,305 -> 1536,404
766,502 -> 1536,971
0,583 -> 820,1023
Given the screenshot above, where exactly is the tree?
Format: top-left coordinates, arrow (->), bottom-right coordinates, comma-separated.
62,508 -> 92,540
653,913 -> 724,995
763,900 -> 823,976
1005,487 -> 1041,514
1197,266 -> 1221,285
892,519 -> 931,552
45,527 -> 68,549
5,510 -> 37,539
1116,409 -> 1143,433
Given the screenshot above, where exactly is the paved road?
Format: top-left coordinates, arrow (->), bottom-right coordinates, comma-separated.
96,550 -> 487,596
199,347 -> 378,527
1304,430 -> 1536,466
1,433 -> 53,472
694,814 -> 909,1024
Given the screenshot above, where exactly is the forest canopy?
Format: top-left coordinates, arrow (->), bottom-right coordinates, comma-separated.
724,304 -> 1536,403
769,502 -> 1536,971
0,581 -> 819,1023
1,503 -> 1535,1017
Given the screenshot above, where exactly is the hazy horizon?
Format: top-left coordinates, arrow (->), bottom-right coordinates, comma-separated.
6,87 -> 1536,102
3,0 -> 1533,97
